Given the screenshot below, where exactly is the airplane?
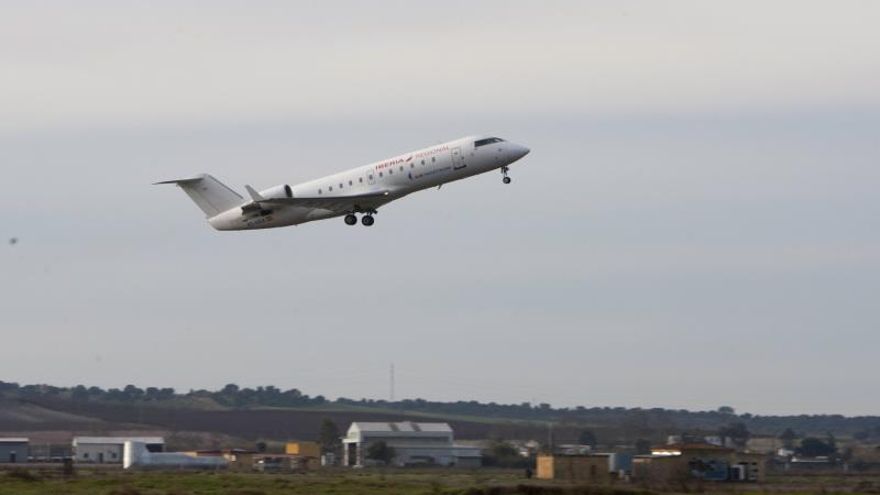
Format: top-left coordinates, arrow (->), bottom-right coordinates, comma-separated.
155,135 -> 530,230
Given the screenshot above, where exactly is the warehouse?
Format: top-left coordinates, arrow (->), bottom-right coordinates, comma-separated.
73,436 -> 164,463
0,438 -> 29,463
343,422 -> 481,468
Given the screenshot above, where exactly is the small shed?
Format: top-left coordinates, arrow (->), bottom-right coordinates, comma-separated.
0,438 -> 29,463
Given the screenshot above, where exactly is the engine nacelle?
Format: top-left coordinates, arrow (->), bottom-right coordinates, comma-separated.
259,184 -> 293,199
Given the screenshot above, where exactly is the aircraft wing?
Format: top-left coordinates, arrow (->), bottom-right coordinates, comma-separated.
257,191 -> 393,212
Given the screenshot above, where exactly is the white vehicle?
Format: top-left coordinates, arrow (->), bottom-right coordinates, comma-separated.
156,135 -> 529,230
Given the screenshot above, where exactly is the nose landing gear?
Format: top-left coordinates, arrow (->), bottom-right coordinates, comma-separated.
501,166 -> 511,184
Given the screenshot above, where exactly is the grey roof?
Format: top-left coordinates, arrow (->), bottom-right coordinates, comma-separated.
73,436 -> 164,446
0,438 -> 29,443
351,422 -> 452,433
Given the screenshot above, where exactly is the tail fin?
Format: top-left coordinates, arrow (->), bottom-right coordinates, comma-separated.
154,174 -> 243,217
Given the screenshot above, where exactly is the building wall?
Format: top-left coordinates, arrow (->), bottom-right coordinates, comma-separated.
0,443 -> 28,463
285,442 -> 321,457
633,452 -> 766,483
536,455 -> 611,482
75,443 -> 123,463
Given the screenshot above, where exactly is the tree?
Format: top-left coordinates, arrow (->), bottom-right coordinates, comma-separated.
577,429 -> 598,447
634,439 -> 652,455
796,437 -> 836,457
717,406 -> 735,415
779,428 -> 797,449
71,385 -> 89,401
318,418 -> 341,455
482,440 -> 528,468
719,422 -> 750,447
366,441 -> 395,464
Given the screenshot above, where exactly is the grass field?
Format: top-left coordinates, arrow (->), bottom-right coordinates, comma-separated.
2,468 -> 880,495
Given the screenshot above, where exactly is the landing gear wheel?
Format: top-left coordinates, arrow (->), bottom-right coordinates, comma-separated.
344,214 -> 357,225
501,166 -> 511,184
361,215 -> 375,226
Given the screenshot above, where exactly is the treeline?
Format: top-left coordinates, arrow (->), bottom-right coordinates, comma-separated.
0,381 -> 326,408
2,380 -> 879,437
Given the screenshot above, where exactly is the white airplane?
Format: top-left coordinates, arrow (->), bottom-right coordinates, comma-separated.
156,135 -> 529,230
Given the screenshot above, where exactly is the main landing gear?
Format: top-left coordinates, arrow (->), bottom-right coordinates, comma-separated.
343,210 -> 376,227
501,166 -> 511,184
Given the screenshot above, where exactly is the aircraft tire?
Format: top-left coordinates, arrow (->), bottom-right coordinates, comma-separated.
361,215 -> 375,226
344,214 -> 357,225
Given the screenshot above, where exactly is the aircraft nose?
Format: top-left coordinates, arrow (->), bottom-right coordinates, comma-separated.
513,144 -> 530,160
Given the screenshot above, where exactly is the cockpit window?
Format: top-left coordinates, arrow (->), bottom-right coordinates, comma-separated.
474,137 -> 505,147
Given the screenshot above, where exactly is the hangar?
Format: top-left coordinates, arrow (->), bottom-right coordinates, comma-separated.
343,422 -> 481,468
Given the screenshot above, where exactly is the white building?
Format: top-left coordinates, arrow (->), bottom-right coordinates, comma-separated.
342,422 -> 481,468
73,436 -> 165,463
123,441 -> 226,470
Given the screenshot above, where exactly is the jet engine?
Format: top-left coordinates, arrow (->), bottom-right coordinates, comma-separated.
258,184 -> 293,199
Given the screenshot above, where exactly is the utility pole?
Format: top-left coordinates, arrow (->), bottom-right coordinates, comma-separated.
390,363 -> 395,402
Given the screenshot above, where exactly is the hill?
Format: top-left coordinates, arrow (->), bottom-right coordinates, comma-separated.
2,381 -> 879,446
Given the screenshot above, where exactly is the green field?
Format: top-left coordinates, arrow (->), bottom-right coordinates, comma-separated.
3,468 -> 880,495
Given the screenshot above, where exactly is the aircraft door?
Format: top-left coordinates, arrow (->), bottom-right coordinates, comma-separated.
451,146 -> 465,170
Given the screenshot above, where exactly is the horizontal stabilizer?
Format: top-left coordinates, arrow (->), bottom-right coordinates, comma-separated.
154,173 -> 243,217
153,177 -> 204,185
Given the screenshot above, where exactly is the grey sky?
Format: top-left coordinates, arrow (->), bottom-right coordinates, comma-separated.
1,1 -> 878,415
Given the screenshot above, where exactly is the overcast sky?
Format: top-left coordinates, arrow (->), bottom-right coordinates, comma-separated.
1,1 -> 878,416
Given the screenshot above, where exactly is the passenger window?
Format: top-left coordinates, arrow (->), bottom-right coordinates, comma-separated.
349,180 -> 353,186
359,177 -> 363,183
379,172 -> 383,177
389,169 -> 393,175
432,157 -> 436,162
410,163 -> 414,169
399,166 -> 404,171
369,174 -> 373,180
328,186 -> 332,191
421,160 -> 425,165
339,183 -> 343,188
318,189 -> 322,194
